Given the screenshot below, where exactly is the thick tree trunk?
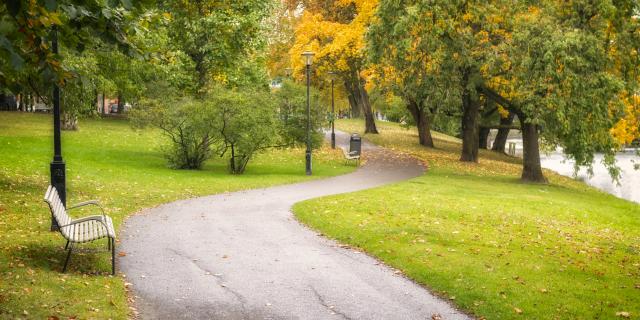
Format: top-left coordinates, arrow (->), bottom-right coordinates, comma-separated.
520,120 -> 547,183
460,89 -> 480,162
492,112 -> 515,153
407,100 -> 434,147
61,112 -> 78,131
347,90 -> 360,118
479,127 -> 490,149
345,81 -> 361,118
117,93 -> 124,113
358,83 -> 378,134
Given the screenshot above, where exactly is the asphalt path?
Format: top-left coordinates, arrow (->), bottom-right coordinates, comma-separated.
119,131 -> 470,320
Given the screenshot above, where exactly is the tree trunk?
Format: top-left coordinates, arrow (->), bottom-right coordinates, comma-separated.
117,93 -> 124,113
492,112 -> 515,153
194,55 -> 207,96
61,112 -> 78,131
102,93 -> 106,115
358,83 -> 378,134
520,120 -> 546,183
16,94 -> 23,111
345,81 -> 361,118
460,88 -> 480,162
407,100 -> 434,147
479,127 -> 490,149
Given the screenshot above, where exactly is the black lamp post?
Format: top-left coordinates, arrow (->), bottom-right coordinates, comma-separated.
302,51 -> 314,176
328,71 -> 337,149
50,27 -> 66,231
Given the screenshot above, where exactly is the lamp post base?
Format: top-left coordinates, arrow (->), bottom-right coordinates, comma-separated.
305,151 -> 312,175
50,160 -> 66,231
331,132 -> 336,149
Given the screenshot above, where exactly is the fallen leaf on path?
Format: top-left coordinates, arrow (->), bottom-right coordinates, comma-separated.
118,252 -> 127,257
431,314 -> 442,320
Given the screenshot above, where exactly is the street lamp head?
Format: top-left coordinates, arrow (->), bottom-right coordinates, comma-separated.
302,51 -> 315,66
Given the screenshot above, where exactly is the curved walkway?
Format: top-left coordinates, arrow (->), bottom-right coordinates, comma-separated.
119,131 -> 470,320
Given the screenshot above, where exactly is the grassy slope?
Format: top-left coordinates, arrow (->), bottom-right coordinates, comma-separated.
294,119 -> 640,320
0,112 -> 354,319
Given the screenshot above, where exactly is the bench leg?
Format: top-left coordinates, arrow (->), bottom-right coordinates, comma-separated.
64,240 -> 69,250
62,243 -> 73,273
107,237 -> 111,251
111,238 -> 115,276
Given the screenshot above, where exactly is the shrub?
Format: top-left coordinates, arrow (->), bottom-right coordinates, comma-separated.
211,88 -> 280,174
275,80 -> 325,149
131,97 -> 220,169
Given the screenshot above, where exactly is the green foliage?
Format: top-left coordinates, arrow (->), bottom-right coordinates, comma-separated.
160,0 -> 273,93
131,96 -> 219,169
59,52 -> 100,117
0,0 -> 150,93
212,89 -> 279,174
432,113 -> 462,138
369,90 -> 408,123
500,2 -> 634,178
275,80 -> 325,149
370,0 -> 639,177
133,82 -> 325,174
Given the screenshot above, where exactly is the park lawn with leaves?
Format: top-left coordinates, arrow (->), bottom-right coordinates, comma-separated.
0,112 -> 354,319
294,119 -> 640,320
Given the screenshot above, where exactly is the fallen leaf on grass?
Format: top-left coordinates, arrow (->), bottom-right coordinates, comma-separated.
47,316 -> 59,320
616,311 -> 631,318
514,307 -> 523,314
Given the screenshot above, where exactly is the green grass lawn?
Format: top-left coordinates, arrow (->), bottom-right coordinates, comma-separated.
0,112 -> 354,319
294,119 -> 640,320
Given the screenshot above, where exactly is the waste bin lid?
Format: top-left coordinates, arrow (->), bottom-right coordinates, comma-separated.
350,133 -> 361,140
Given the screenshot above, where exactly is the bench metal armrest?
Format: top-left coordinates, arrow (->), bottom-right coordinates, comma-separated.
68,200 -> 101,211
68,200 -> 107,218
59,215 -> 110,232
66,201 -> 109,230
71,215 -> 106,224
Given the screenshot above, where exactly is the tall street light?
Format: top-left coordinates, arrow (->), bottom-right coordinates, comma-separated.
328,71 -> 337,149
50,27 -> 66,231
302,51 -> 314,176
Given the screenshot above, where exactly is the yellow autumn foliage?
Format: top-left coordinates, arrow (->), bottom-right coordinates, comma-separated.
611,94 -> 640,145
289,0 -> 378,79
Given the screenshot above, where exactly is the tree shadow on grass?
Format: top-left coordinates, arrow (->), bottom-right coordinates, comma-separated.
19,241 -> 113,276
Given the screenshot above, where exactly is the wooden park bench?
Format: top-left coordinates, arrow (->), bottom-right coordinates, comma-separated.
342,147 -> 361,166
44,186 -> 116,275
